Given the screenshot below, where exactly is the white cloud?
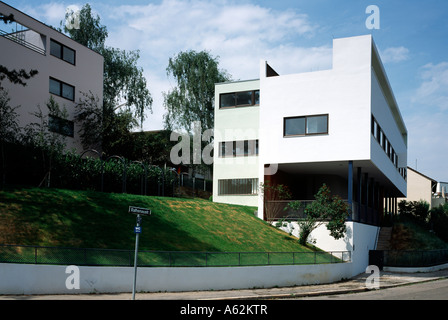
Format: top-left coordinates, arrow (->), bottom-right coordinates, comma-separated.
20,2 -> 68,26
405,61 -> 448,181
103,0 -> 332,131
413,62 -> 448,112
380,46 -> 410,64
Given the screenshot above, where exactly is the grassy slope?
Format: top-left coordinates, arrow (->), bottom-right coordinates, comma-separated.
0,187 -> 314,253
390,219 -> 448,251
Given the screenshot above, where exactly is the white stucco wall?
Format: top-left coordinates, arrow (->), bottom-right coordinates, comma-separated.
0,2 -> 104,153
0,262 -> 353,295
277,221 -> 378,276
213,80 -> 260,207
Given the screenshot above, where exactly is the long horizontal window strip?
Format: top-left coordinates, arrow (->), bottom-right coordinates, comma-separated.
371,114 -> 406,180
219,90 -> 259,108
218,178 -> 259,195
219,140 -> 259,158
284,114 -> 328,137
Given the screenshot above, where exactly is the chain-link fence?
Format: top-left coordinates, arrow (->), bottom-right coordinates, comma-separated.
383,249 -> 448,268
0,244 -> 351,267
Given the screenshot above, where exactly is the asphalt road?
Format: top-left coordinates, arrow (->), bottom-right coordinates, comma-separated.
298,278 -> 448,300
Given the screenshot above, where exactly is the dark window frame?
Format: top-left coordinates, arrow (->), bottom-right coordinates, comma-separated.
218,140 -> 259,158
218,178 -> 259,195
371,114 -> 405,179
283,114 -> 329,137
48,114 -> 74,138
50,39 -> 76,65
49,77 -> 75,101
219,90 -> 260,109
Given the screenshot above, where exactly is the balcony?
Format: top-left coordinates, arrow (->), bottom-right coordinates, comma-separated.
1,18 -> 46,55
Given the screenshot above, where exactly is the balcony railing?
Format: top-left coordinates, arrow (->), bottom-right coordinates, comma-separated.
0,28 -> 46,55
266,199 -> 381,226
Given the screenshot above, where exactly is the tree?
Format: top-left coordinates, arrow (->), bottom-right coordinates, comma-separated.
63,4 -> 152,153
288,184 -> 348,246
23,97 -> 68,187
163,50 -> 231,133
0,90 -> 21,186
260,181 -> 292,221
0,65 -> 38,89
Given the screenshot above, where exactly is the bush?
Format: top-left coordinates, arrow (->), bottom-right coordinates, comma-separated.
430,203 -> 448,242
398,200 -> 430,226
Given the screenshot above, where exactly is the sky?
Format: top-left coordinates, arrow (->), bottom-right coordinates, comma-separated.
4,0 -> 448,182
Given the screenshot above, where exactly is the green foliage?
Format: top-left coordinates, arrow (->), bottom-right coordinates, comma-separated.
0,187 -> 315,255
163,50 -> 231,133
0,65 -> 38,89
21,97 -> 68,187
398,200 -> 431,226
0,90 -> 20,145
288,184 -> 348,246
260,181 -> 292,221
0,90 -> 21,186
74,91 -> 103,151
65,4 -> 152,153
62,4 -> 107,51
429,203 -> 448,243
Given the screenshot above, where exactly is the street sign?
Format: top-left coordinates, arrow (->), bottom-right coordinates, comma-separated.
129,206 -> 151,216
129,205 -> 151,301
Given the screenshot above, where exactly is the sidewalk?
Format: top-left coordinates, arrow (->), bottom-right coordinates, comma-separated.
1,269 -> 447,300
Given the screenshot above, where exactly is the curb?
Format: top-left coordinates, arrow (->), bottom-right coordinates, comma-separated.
201,275 -> 448,300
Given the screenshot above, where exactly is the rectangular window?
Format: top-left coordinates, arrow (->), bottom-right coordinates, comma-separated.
49,115 -> 74,137
306,115 -> 328,134
220,93 -> 236,108
234,141 -> 245,157
49,78 -> 61,96
219,140 -> 259,158
49,77 -> 75,101
284,117 -> 305,136
50,40 -> 62,59
218,178 -> 258,195
50,39 -> 75,65
219,90 -> 260,108
284,114 -> 328,137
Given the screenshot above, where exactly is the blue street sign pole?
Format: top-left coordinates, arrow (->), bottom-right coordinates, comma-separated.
132,214 -> 142,300
129,206 -> 150,301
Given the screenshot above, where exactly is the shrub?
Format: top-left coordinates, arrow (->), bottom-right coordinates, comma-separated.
430,203 -> 448,242
398,200 -> 430,226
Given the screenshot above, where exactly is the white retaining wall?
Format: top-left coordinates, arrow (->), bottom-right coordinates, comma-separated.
277,221 -> 379,276
0,262 -> 353,295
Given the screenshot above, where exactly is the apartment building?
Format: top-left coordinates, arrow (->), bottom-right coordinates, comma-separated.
213,35 -> 408,275
0,2 -> 103,152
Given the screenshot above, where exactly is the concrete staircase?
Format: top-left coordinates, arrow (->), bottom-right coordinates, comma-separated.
376,227 -> 393,250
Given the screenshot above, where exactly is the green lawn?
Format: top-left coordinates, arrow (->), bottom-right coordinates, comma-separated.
0,187 -> 344,266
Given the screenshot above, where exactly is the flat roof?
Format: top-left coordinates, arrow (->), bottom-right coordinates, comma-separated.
0,1 -> 103,57
215,78 -> 259,86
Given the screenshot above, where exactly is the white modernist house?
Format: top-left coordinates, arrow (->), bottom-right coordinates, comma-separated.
0,2 -> 103,152
213,35 -> 408,275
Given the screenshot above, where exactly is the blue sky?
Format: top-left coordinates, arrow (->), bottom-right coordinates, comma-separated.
4,0 -> 448,181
